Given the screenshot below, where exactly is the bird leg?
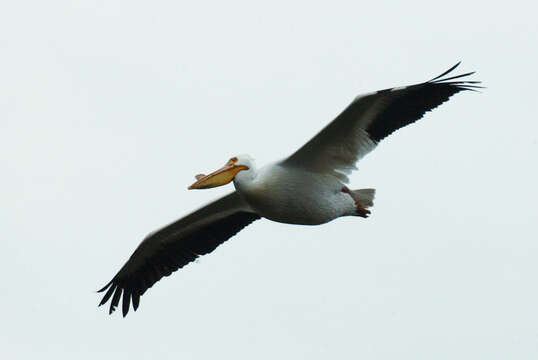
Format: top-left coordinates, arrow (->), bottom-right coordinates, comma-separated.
341,186 -> 371,218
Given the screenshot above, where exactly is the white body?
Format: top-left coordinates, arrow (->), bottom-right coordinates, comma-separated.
234,162 -> 355,225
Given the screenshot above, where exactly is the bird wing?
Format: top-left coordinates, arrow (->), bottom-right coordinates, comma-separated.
98,191 -> 261,316
282,62 -> 481,182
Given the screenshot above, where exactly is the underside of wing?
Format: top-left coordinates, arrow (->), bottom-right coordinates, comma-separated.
97,191 -> 261,316
282,62 -> 481,182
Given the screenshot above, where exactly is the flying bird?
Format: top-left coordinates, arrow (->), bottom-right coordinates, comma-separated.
98,62 -> 481,316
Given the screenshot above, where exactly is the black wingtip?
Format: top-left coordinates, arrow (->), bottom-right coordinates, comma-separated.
132,294 -> 140,311
109,287 -> 122,315
434,71 -> 475,83
97,280 -> 113,293
98,284 -> 116,307
425,62 -> 482,93
428,62 -> 461,82
122,290 -> 131,317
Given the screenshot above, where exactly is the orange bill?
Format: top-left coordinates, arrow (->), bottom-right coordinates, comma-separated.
188,161 -> 248,190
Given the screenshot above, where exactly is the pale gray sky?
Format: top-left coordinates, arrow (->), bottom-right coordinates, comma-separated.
2,1 -> 538,359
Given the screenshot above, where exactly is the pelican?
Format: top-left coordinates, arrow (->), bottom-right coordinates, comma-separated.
98,62 -> 481,316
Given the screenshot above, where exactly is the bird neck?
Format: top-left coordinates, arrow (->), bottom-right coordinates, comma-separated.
233,166 -> 257,191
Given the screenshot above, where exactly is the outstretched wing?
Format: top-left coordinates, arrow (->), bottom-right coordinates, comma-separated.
98,191 -> 261,316
282,62 -> 481,182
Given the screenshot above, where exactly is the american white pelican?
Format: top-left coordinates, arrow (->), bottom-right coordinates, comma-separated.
98,62 -> 481,316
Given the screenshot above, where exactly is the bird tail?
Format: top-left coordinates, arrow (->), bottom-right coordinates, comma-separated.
352,188 -> 375,208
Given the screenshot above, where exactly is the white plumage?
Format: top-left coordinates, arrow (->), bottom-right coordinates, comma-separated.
98,62 -> 481,316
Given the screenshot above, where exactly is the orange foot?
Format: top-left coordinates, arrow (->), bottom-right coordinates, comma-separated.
341,186 -> 370,218
355,205 -> 371,218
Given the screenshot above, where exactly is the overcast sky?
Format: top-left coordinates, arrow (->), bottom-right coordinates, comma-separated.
2,1 -> 538,359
